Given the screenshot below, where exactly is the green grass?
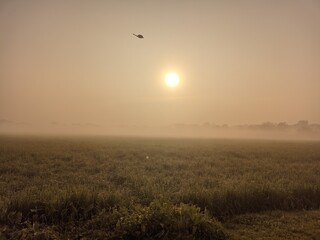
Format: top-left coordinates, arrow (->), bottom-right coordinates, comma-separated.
225,210 -> 320,240
0,135 -> 319,239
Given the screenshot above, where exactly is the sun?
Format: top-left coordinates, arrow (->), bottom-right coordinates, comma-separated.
165,72 -> 180,88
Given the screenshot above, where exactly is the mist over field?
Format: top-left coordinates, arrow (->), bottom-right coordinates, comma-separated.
1,119 -> 320,141
1,0 -> 320,239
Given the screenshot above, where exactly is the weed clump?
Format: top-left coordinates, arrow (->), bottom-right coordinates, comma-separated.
1,198 -> 228,240
1,190 -> 120,225
180,186 -> 320,218
81,199 -> 228,239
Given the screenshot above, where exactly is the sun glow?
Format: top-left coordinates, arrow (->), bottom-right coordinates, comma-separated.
165,72 -> 180,88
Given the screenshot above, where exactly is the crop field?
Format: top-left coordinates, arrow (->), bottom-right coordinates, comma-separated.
0,135 -> 320,239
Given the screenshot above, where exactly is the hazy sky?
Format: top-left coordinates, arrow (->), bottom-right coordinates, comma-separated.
1,0 -> 319,127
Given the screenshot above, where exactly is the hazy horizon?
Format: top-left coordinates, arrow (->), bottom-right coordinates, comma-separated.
1,0 -> 320,134
1,118 -> 319,141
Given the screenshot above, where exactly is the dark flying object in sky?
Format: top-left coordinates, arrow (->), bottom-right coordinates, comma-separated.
133,34 -> 144,39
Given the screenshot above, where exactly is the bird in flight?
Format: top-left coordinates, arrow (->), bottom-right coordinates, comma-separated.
133,34 -> 144,39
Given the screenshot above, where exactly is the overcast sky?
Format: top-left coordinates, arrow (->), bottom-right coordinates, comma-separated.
1,0 -> 319,128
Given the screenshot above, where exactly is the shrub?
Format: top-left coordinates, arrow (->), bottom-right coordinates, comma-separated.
85,199 -> 228,240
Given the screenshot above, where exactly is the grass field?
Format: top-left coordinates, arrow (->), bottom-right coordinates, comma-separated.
0,135 -> 319,239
